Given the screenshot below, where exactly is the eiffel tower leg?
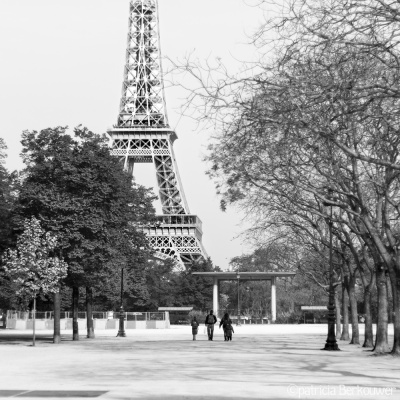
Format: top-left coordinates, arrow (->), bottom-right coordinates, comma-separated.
153,138 -> 188,215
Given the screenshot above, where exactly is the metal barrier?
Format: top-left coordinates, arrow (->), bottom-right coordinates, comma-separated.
7,311 -> 55,320
6,310 -> 167,321
124,312 -> 166,321
202,310 -> 271,324
7,309 -> 269,323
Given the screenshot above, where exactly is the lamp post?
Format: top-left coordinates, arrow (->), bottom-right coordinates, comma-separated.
236,270 -> 241,326
32,292 -> 36,347
323,193 -> 339,351
117,267 -> 126,338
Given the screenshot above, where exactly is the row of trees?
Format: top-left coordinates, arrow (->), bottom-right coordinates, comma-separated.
174,0 -> 400,355
228,245 -> 389,336
0,127 -> 216,342
0,127 -> 156,341
216,244 -> 325,321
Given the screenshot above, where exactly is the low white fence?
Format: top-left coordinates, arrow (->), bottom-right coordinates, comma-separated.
5,311 -> 170,330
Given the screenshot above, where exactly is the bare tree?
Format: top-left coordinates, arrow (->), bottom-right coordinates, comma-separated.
171,0 -> 400,355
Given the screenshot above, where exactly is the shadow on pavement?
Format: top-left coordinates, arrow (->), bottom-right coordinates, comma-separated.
0,332 -> 66,345
0,390 -> 107,398
111,397 -> 295,400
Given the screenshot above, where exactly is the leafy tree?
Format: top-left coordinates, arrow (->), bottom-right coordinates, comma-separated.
16,126 -> 156,339
0,139 -> 17,254
145,258 -> 177,310
144,258 -> 216,311
3,217 -> 67,297
0,138 -> 17,310
3,217 -> 68,344
94,253 -> 151,311
0,138 -> 11,253
220,246 -> 326,322
174,259 -> 216,310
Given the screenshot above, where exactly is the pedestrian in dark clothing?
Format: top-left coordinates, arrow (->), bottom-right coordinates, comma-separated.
219,312 -> 232,341
225,321 -> 234,341
204,310 -> 217,340
191,316 -> 199,341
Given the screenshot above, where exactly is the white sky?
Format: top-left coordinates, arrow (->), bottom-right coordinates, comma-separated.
0,0 -> 271,270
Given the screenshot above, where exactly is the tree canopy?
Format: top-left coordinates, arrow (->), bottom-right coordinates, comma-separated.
3,217 -> 68,300
0,138 -> 15,255
16,126 -> 156,297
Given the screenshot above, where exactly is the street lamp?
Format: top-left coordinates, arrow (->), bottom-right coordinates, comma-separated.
323,191 -> 339,351
117,267 -> 126,338
236,270 -> 241,326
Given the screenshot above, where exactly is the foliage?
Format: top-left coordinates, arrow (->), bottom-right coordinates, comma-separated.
144,257 -> 216,310
188,309 -> 207,322
0,138 -> 17,308
174,258 -> 217,309
275,311 -> 303,324
16,126 -> 156,298
219,293 -> 229,311
0,138 -> 16,255
2,217 -> 68,300
220,248 -> 326,318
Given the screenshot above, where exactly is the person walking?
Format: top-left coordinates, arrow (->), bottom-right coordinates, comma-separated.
191,316 -> 199,340
225,320 -> 234,341
219,312 -> 232,341
204,310 -> 217,340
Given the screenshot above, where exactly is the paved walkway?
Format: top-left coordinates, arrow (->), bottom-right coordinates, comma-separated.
0,325 -> 398,399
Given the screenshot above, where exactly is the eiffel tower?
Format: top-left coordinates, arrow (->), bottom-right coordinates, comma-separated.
108,0 -> 207,267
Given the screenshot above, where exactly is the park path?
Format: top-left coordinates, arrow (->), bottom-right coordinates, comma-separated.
0,326 -> 398,399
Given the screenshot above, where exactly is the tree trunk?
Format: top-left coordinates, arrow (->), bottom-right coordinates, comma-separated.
53,289 -> 61,344
347,279 -> 360,344
389,269 -> 400,356
289,299 -> 295,313
32,296 -> 36,347
373,265 -> 389,354
72,286 -> 79,341
362,287 -> 374,348
340,284 -> 350,340
334,287 -> 341,339
86,286 -> 95,339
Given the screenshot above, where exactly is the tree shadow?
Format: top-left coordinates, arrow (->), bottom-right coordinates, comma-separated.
0,332 -> 66,345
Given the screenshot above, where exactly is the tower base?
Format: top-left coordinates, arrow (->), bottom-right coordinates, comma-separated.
143,214 -> 207,268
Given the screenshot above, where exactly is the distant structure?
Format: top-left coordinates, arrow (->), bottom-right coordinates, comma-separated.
108,0 -> 207,267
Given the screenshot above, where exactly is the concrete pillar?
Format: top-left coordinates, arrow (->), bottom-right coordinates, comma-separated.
271,277 -> 276,323
213,277 -> 219,316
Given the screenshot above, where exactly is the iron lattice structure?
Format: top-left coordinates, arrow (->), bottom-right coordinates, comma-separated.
117,0 -> 167,129
108,0 -> 207,267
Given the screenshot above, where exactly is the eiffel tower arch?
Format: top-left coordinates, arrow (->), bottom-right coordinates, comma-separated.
108,0 -> 207,267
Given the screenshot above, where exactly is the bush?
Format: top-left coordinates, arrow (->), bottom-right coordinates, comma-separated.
275,311 -> 303,324
188,310 -> 207,323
